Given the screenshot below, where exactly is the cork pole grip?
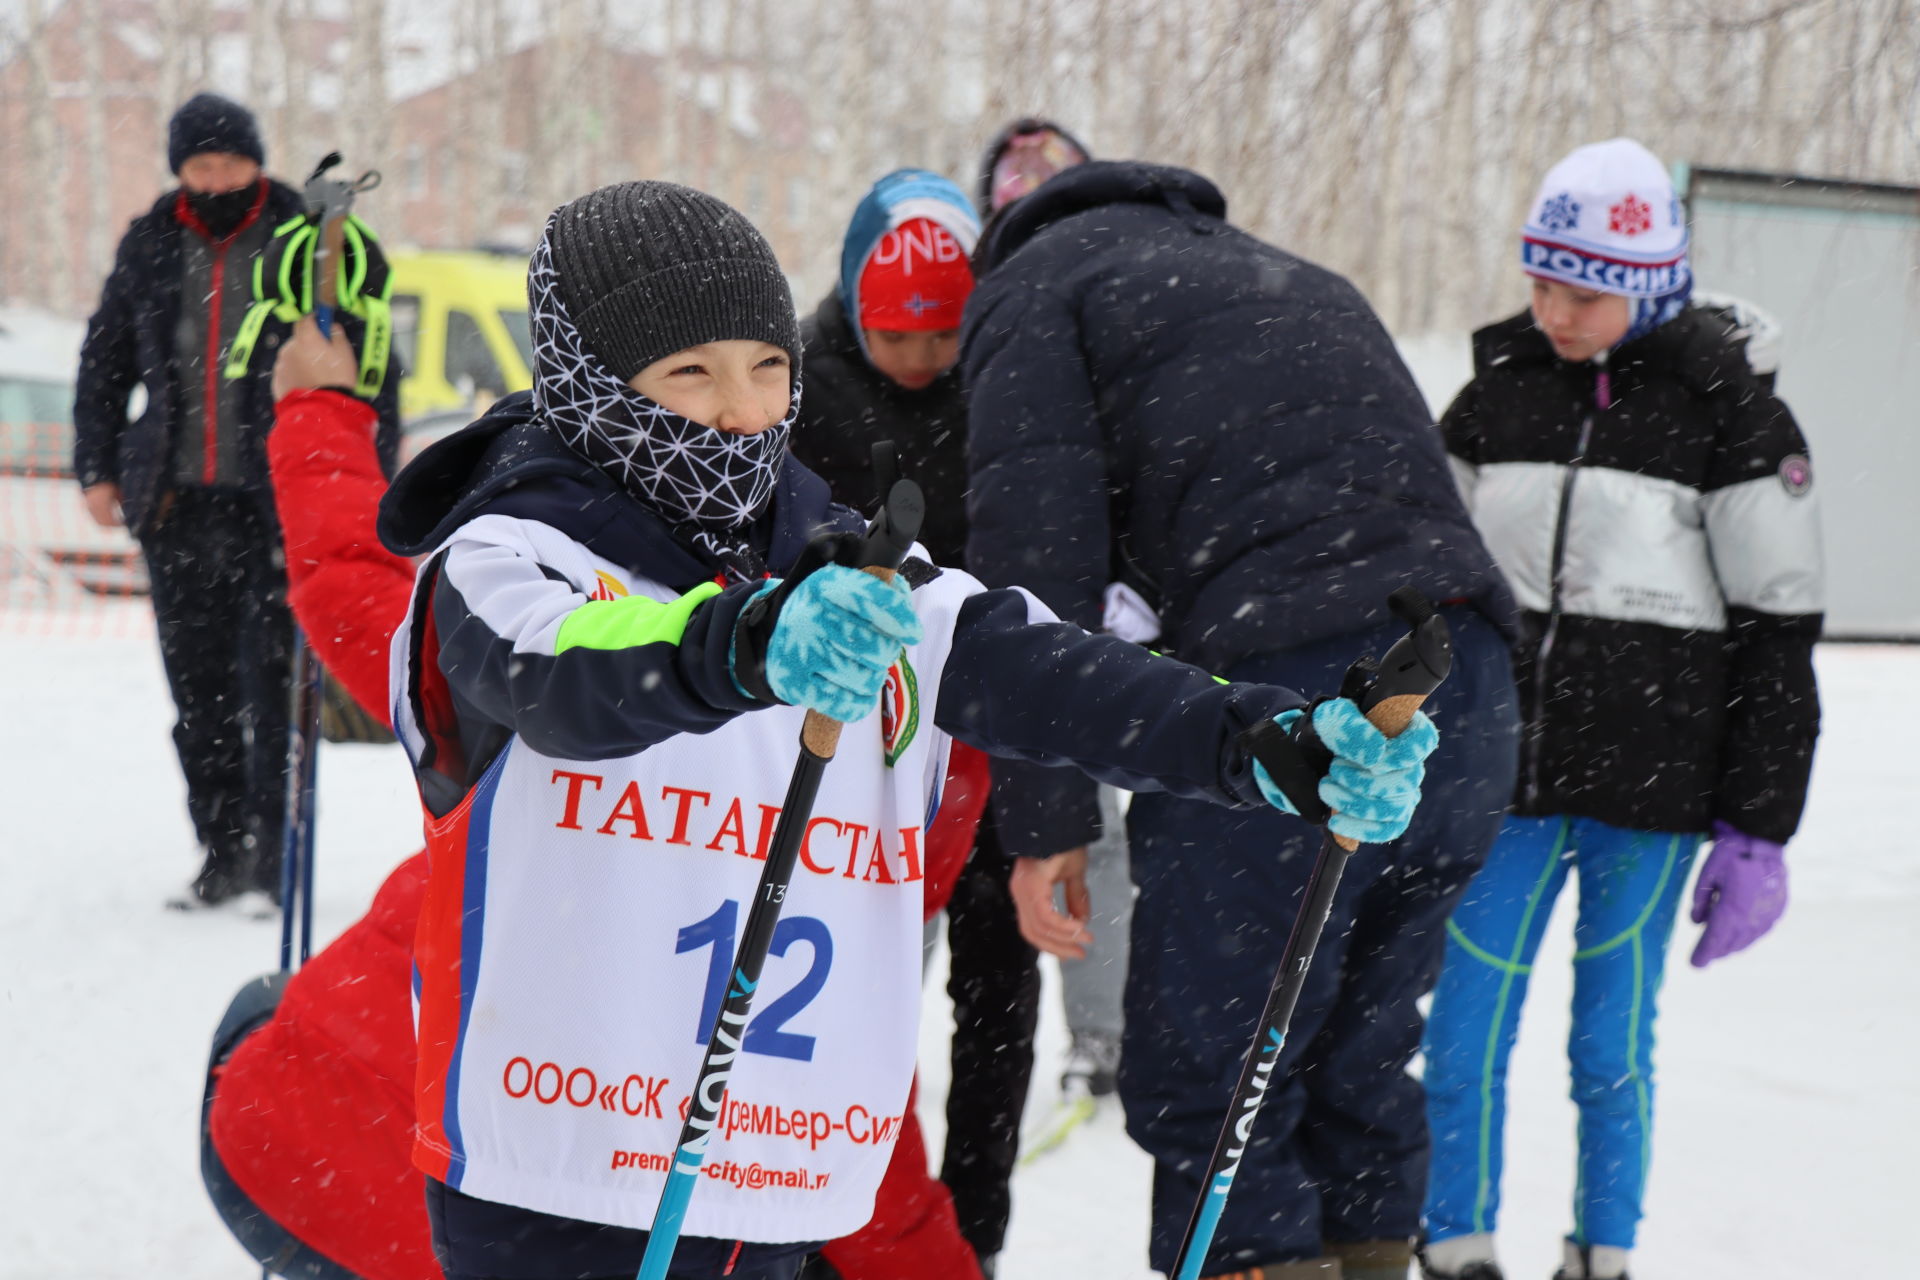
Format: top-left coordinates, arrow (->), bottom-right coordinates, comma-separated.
1331,691 -> 1432,853
316,217 -> 347,311
798,564 -> 901,759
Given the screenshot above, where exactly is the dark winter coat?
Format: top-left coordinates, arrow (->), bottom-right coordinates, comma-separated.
790,289 -> 972,567
73,181 -> 400,536
962,160 -> 1515,854
1444,306 -> 1823,841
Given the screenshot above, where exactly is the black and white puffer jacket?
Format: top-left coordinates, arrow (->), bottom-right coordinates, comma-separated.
1445,304 -> 1822,843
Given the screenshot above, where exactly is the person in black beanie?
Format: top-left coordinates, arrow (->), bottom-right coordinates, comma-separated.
75,93 -> 399,910
373,178 -> 1447,1280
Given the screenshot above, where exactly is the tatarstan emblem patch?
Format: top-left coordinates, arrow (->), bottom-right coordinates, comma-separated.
881,654 -> 920,767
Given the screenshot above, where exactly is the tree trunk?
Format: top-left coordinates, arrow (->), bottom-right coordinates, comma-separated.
21,0 -> 70,310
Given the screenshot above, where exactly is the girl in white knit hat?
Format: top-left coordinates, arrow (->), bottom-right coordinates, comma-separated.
1418,139 -> 1824,1280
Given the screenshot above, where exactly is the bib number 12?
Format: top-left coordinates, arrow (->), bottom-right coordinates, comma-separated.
674,899 -> 833,1062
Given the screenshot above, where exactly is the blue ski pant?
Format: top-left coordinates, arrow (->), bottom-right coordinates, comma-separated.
1422,814 -> 1702,1251
1122,608 -> 1519,1274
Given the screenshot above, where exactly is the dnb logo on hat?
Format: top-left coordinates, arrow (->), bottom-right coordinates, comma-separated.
880,655 -> 920,767
858,217 -> 974,332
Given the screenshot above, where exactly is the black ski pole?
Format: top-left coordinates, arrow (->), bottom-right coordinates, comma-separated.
1170,586 -> 1454,1280
272,149 -> 378,975
635,477 -> 925,1280
276,630 -> 324,972
296,641 -> 322,965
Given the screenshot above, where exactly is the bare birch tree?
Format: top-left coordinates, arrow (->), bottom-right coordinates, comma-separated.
21,0 -> 69,310
15,0 -> 1920,325
80,0 -> 111,285
345,0 -> 391,179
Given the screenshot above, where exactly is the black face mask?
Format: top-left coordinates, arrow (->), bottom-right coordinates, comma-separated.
183,182 -> 259,238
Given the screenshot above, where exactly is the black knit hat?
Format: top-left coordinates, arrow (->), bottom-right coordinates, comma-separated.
168,93 -> 265,174
543,181 -> 800,383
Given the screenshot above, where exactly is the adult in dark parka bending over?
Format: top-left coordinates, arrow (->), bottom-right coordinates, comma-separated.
961,160 -> 1523,1280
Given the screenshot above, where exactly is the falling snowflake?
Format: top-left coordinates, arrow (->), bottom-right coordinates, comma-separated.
1609,193 -> 1653,236
1537,192 -> 1581,233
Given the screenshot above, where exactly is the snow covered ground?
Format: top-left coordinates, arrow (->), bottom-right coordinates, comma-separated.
1,630 -> 1913,1279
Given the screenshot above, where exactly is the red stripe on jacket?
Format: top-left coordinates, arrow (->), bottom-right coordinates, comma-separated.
174,178 -> 270,485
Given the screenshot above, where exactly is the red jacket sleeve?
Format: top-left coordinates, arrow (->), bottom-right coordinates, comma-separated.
268,389 -> 416,728
920,742 -> 989,920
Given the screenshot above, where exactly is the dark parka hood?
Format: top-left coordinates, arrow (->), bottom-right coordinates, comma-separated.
377,391 -> 854,590
975,160 -> 1227,275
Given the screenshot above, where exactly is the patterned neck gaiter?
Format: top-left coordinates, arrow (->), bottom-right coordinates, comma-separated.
528,235 -> 798,580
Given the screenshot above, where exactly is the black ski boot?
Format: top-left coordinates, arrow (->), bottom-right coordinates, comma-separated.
1329,1237 -> 1416,1280
1060,1029 -> 1120,1098
1417,1236 -> 1506,1280
168,845 -> 253,910
1551,1242 -> 1630,1280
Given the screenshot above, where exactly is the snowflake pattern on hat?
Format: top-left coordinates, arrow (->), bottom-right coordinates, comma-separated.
528,235 -> 798,579
1538,192 -> 1582,233
1609,193 -> 1653,236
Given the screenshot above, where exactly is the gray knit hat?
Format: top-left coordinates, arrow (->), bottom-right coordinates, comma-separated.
543,181 -> 800,383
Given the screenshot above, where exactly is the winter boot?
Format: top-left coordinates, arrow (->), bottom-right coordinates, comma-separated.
168,844 -> 255,911
1329,1237 -> 1414,1279
1205,1260 -> 1343,1279
1551,1241 -> 1629,1280
1060,1029 -> 1121,1098
1417,1234 -> 1505,1280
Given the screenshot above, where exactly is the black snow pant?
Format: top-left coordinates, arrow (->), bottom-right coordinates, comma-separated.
940,810 -> 1041,1261
425,1177 -> 816,1280
1123,606 -> 1520,1275
140,487 -> 293,892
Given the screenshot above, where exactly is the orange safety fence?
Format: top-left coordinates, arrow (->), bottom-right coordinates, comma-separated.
0,417 -> 156,640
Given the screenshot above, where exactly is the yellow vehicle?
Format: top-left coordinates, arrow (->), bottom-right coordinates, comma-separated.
387,249 -> 533,423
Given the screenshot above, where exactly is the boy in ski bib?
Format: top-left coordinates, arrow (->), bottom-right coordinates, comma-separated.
1418,140 -> 1823,1280
378,181 -> 1440,1280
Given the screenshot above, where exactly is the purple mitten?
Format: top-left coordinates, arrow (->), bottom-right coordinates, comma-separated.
1689,821 -> 1788,968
